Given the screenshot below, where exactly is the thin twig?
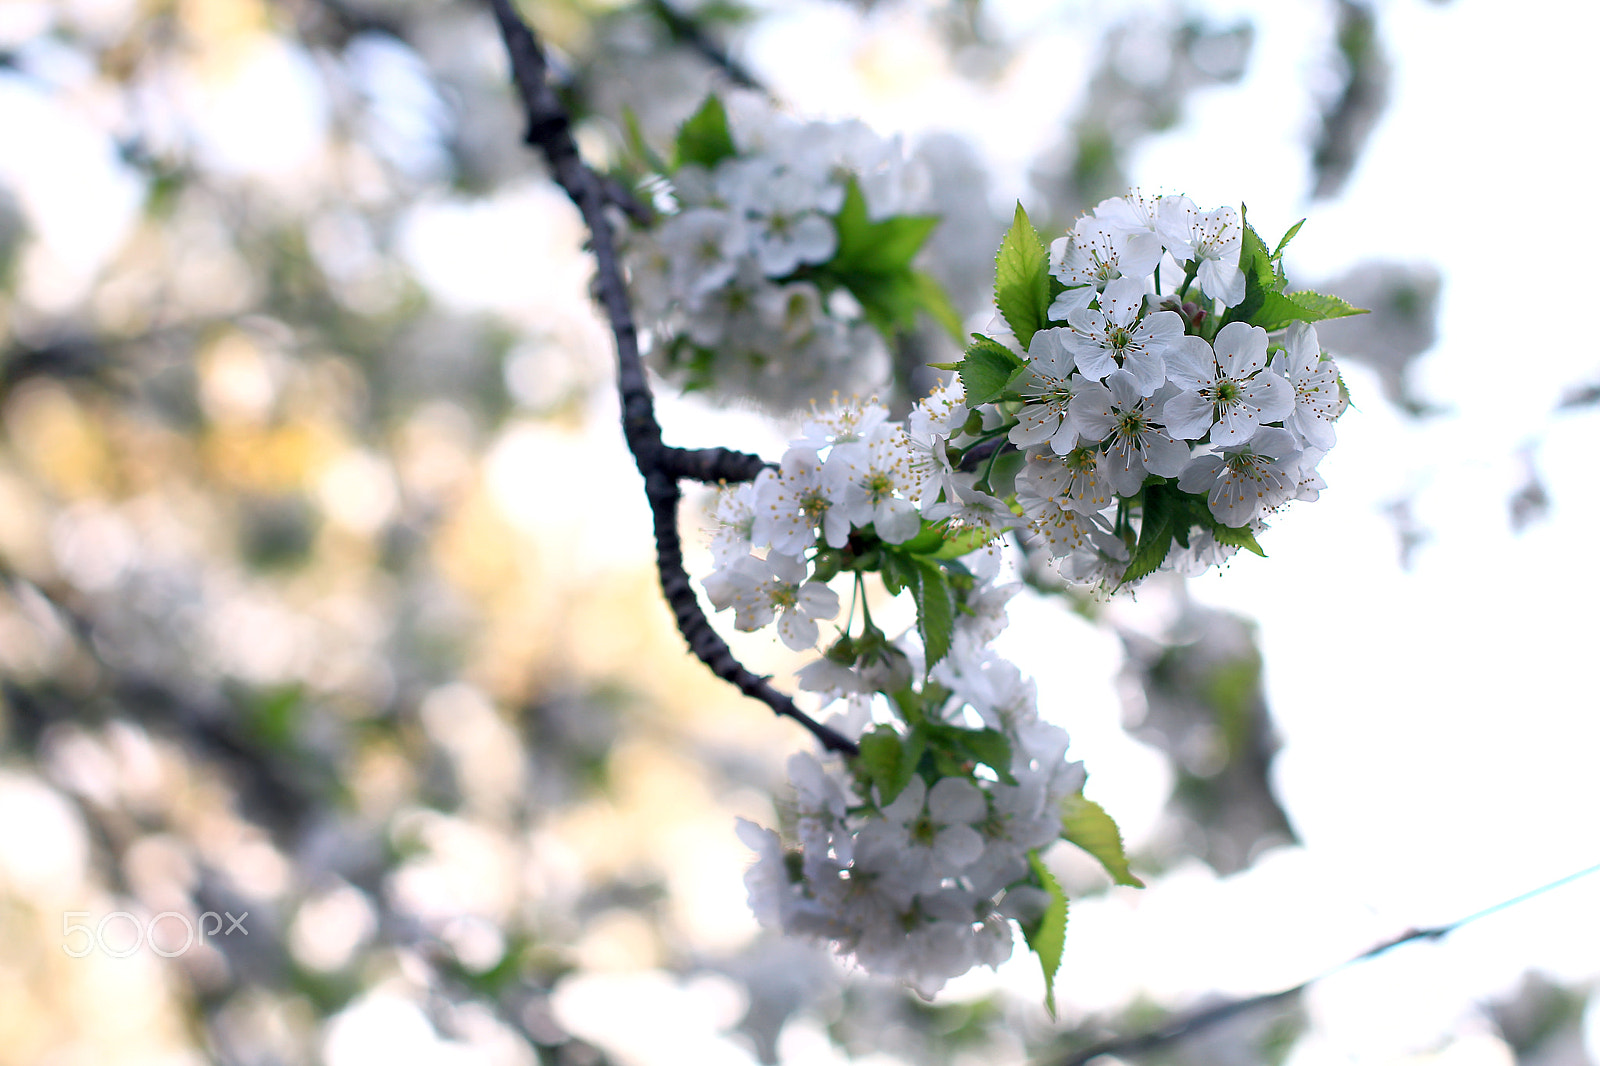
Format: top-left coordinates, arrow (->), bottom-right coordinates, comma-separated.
486,0 -> 857,756
1047,862 -> 1600,1065
644,0 -> 763,92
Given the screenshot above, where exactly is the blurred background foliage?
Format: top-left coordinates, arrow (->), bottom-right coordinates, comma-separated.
1,1 -> 1581,1065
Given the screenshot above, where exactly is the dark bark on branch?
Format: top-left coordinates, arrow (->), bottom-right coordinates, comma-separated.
644,0 -> 763,92
660,445 -> 770,483
487,0 -> 857,756
1055,989 -> 1301,1066
1052,924 -> 1451,1065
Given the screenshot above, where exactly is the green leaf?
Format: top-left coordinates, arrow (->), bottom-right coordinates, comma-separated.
895,522 -> 947,556
855,726 -> 918,805
1212,521 -> 1267,557
994,203 -> 1051,351
243,684 -> 304,749
1220,211 -> 1279,326
921,719 -> 998,768
958,335 -> 1025,406
1023,850 -> 1069,1019
847,271 -> 926,336
1249,289 -> 1369,333
911,270 -> 965,341
620,105 -> 671,176
930,523 -> 1001,559
1168,489 -> 1217,540
1060,792 -> 1144,888
674,95 -> 736,170
813,179 -> 946,339
880,549 -> 917,594
829,179 -> 939,276
909,558 -> 955,670
1118,488 -> 1175,587
1271,218 -> 1306,260
1241,216 -> 1276,286
952,726 -> 1017,785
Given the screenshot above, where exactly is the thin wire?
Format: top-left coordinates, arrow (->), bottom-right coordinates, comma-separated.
1048,858 -> 1600,1066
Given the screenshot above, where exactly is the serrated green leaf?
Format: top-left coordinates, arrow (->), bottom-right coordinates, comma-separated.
1249,289 -> 1369,333
1272,218 -> 1306,260
244,684 -> 304,749
1118,489 -> 1175,587
1241,216 -> 1275,285
1060,792 -> 1144,888
994,203 -> 1051,351
681,0 -> 755,25
1220,211 -> 1279,326
674,95 -> 736,170
1170,489 -> 1216,528
910,558 -> 954,669
911,270 -> 964,341
1024,850 -> 1069,1019
958,336 -> 1024,405
1212,521 -> 1267,557
829,176 -> 874,261
880,549 -> 916,594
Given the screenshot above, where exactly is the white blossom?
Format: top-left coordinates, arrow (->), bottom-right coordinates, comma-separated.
702,552 -> 839,650
1047,215 -> 1161,320
663,207 -> 747,300
1008,328 -> 1085,453
1064,276 -> 1196,396
1070,369 -> 1190,496
1018,446 -> 1113,515
753,447 -> 856,552
1162,321 -> 1293,445
1158,198 -> 1246,307
1176,427 -> 1302,526
833,423 -> 924,543
1091,188 -> 1176,264
794,396 -> 890,452
708,482 -> 757,565
855,776 -> 986,891
923,474 -> 1022,544
1275,321 -> 1343,450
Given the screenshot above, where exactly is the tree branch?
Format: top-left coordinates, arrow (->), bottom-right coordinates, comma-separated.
487,0 -> 857,757
643,0 -> 764,92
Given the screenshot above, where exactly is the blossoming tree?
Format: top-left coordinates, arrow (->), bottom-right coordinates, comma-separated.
487,0 -> 1363,1008
0,0 -> 1488,1062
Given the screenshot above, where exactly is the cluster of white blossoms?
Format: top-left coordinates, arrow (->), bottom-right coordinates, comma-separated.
702,388 -> 962,651
696,190 -> 1354,1000
997,190 -> 1347,586
736,640 -> 1085,997
705,390 -> 1115,998
628,94 -> 934,409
